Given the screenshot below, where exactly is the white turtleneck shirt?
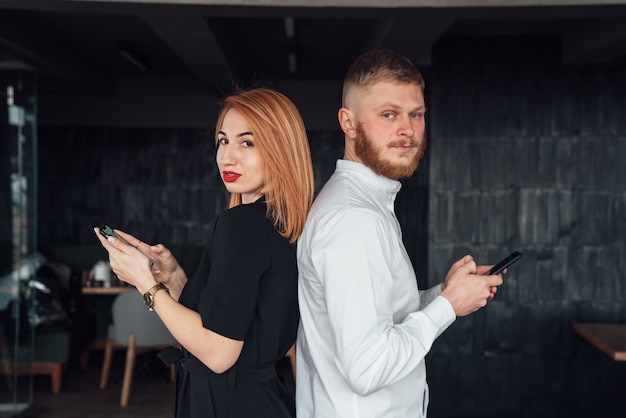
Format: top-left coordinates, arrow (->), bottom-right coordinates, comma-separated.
296,159 -> 456,418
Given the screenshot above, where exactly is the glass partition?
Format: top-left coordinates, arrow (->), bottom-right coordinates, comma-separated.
0,67 -> 38,417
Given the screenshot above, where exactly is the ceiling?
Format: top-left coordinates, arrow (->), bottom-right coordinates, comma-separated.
1,0 -> 626,102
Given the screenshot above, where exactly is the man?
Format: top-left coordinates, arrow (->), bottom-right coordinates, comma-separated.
296,49 -> 503,417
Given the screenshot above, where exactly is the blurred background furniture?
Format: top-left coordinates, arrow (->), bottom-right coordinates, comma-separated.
573,323 -> 626,361
43,243 -> 203,344
99,290 -> 177,407
1,260 -> 96,394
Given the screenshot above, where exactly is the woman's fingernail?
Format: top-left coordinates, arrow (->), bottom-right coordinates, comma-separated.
107,236 -> 116,243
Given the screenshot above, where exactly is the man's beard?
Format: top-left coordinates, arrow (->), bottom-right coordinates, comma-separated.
354,124 -> 427,180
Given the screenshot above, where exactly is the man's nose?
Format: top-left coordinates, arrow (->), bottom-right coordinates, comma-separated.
398,115 -> 415,137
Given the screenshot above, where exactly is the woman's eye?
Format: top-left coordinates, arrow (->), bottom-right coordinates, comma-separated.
218,137 -> 228,145
242,140 -> 254,148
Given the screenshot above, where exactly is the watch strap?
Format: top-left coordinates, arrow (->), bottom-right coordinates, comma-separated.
144,283 -> 168,311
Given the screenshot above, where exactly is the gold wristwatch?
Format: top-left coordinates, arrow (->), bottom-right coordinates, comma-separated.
143,283 -> 168,311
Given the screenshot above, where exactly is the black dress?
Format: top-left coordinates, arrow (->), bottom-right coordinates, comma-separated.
172,199 -> 298,418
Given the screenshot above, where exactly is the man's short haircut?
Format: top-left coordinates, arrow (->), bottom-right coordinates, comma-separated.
342,49 -> 425,105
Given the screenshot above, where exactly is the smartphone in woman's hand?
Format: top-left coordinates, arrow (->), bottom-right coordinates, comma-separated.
99,224 -> 130,245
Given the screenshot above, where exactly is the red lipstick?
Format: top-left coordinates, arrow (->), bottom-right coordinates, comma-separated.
222,171 -> 241,183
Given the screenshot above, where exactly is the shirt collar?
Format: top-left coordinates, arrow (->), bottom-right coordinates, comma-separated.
335,159 -> 402,197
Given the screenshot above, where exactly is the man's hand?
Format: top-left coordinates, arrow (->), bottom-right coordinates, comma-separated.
440,255 -> 503,317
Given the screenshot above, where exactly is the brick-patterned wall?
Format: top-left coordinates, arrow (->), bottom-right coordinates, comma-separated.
427,36 -> 626,418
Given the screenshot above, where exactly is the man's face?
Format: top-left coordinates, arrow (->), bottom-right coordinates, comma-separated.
350,81 -> 427,180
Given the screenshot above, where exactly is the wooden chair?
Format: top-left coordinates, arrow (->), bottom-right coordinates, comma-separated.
99,290 -> 177,407
0,329 -> 13,390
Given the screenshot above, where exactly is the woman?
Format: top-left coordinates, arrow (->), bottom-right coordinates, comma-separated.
94,88 -> 314,417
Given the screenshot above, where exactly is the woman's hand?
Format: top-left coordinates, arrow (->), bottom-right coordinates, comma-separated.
93,227 -> 155,293
94,227 -> 188,298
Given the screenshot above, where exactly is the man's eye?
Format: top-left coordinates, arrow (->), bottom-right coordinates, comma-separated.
382,113 -> 393,119
411,113 -> 424,120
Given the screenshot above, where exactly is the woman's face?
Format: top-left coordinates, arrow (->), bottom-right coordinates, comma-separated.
216,108 -> 266,204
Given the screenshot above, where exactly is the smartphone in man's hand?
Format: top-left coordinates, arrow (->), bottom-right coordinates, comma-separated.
488,251 -> 523,275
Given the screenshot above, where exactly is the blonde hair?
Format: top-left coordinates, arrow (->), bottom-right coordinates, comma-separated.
215,88 -> 314,243
342,49 -> 425,106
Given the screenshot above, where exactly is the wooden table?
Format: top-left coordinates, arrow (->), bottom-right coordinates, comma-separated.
573,323 -> 626,361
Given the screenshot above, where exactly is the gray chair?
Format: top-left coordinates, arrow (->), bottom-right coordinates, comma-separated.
99,289 -> 177,407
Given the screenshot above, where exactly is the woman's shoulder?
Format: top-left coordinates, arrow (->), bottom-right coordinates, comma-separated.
212,202 -> 276,256
216,201 -> 269,230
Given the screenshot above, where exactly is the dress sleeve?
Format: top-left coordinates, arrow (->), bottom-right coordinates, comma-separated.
198,206 -> 270,341
310,208 -> 455,396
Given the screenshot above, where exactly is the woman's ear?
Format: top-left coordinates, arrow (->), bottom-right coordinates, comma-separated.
338,108 -> 356,139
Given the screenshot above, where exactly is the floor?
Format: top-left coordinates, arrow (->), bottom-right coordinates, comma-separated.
1,351 -> 295,418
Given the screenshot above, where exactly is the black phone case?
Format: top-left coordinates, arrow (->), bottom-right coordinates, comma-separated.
489,251 -> 523,275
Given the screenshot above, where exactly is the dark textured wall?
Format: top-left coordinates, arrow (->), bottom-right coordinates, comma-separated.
36,34 -> 625,417
37,127 -> 428,280
38,127 -> 223,249
426,36 -> 626,418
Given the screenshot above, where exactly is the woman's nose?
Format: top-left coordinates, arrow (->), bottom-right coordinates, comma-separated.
217,145 -> 235,165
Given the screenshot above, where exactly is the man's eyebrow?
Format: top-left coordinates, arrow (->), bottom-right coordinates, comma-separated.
374,103 -> 426,112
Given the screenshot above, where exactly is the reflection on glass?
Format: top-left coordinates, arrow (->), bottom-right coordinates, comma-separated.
0,69 -> 38,417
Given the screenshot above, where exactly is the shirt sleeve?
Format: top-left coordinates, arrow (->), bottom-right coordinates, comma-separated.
310,208 -> 455,396
198,206 -> 270,341
419,284 -> 442,309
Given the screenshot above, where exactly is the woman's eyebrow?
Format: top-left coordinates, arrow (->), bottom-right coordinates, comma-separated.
216,130 -> 253,137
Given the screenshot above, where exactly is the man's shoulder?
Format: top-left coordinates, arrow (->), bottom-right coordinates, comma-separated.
310,184 -> 375,223
305,187 -> 385,242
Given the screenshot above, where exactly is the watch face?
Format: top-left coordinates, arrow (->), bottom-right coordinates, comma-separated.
143,292 -> 152,307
